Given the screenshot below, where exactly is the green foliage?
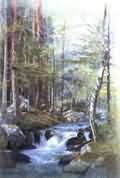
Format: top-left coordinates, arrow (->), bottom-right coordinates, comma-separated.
79,22 -> 104,69
14,18 -> 57,90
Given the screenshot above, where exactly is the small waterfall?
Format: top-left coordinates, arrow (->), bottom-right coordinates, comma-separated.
22,121 -> 91,165
84,131 -> 91,141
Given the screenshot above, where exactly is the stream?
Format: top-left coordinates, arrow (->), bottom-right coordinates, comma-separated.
0,111 -> 110,178
23,120 -> 90,165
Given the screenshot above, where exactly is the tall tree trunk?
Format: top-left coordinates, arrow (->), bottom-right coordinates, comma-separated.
103,6 -> 111,116
32,0 -> 42,39
1,0 -> 8,117
61,23 -> 65,114
10,0 -> 17,116
2,29 -> 8,117
106,21 -> 111,114
89,65 -> 106,142
52,48 -> 56,112
89,6 -> 108,142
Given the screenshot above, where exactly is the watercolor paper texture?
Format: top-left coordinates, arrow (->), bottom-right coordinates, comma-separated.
0,0 -> 120,178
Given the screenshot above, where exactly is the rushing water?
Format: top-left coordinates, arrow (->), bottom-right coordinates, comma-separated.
23,120 -> 90,165
0,111 -> 108,178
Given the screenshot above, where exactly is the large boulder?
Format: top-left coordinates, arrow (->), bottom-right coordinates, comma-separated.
66,137 -> 82,150
1,124 -> 25,150
66,131 -> 86,151
66,127 -> 93,151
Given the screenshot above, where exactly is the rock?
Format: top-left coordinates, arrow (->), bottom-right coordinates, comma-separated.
7,96 -> 30,113
64,159 -> 90,174
0,127 -> 8,149
45,129 -> 55,140
66,137 -> 82,150
58,153 -> 80,166
33,130 -> 41,143
1,124 -> 25,150
66,127 -> 92,151
19,95 -> 30,112
0,150 -> 30,168
80,144 -> 91,155
85,167 -> 107,178
0,150 -> 16,168
25,131 -> 33,146
23,131 -> 35,149
93,157 -> 104,167
19,110 -> 60,130
13,152 -> 31,163
66,135 -> 87,151
67,129 -> 85,149
77,128 -> 84,137
78,127 -> 93,141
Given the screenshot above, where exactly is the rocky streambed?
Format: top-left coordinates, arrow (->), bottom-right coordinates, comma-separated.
0,110 -> 119,178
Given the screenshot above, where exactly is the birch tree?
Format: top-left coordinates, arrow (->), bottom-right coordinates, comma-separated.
89,5 -> 111,141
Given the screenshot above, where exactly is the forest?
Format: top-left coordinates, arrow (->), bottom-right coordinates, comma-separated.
0,0 -> 119,178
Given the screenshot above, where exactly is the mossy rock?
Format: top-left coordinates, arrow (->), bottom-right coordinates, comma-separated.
18,110 -> 65,130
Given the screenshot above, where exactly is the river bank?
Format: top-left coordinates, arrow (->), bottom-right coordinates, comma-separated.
0,108 -> 118,178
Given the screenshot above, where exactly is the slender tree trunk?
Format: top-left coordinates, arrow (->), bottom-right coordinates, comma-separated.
106,22 -> 111,113
61,23 -> 65,114
103,6 -> 111,117
10,0 -> 17,116
1,0 -> 8,117
89,65 -> 106,142
35,82 -> 39,107
49,80 -> 52,109
11,32 -> 16,115
89,7 -> 108,142
52,48 -> 56,112
1,28 -> 8,117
